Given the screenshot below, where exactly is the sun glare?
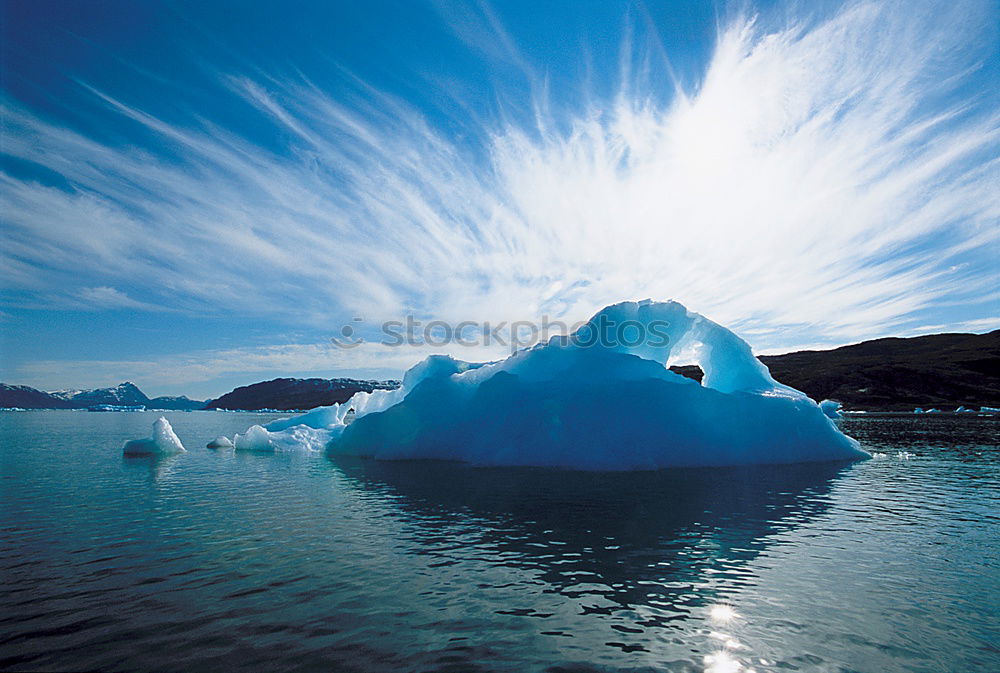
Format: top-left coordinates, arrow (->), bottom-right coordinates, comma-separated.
709,603 -> 738,624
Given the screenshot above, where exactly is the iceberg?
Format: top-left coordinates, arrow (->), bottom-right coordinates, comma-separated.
123,416 -> 186,455
206,435 -> 234,449
819,399 -> 843,419
264,405 -> 346,432
232,300 -> 868,469
233,423 -> 332,452
233,425 -> 274,451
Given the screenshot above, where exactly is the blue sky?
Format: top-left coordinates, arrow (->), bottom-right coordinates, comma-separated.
1,0 -> 998,399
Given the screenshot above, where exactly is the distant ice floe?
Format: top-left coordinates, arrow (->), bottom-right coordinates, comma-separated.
869,451 -> 916,460
123,417 -> 186,455
914,406 -> 993,414
229,300 -> 869,469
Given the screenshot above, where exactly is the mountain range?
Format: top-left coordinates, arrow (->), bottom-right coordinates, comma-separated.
2,329 -> 998,411
0,381 -> 206,410
0,378 -> 401,411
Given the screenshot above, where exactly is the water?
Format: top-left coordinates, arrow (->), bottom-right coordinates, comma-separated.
1,410 -> 997,672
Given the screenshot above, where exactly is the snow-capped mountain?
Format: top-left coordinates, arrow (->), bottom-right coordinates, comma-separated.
51,382 -> 150,407
0,382 -> 205,409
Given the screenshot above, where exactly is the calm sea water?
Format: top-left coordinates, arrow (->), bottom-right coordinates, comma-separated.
1,410 -> 997,673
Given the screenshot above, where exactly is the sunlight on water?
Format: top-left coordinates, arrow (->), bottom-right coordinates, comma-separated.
705,605 -> 750,672
703,650 -> 749,673
709,604 -> 738,624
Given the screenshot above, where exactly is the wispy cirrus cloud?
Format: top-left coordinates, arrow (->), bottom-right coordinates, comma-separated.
74,286 -> 163,311
1,0 -> 997,371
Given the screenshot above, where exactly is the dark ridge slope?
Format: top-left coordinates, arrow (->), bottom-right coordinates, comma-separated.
0,384 -> 75,409
205,377 -> 401,411
670,330 -> 1000,410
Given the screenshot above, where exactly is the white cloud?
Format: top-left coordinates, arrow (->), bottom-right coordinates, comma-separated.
1,0 -> 997,359
923,317 -> 1000,334
74,286 -> 162,311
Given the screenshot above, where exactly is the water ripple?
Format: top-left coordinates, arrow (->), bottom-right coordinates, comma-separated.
0,411 -> 997,672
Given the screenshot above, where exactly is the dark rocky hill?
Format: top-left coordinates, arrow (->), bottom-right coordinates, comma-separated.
0,383 -> 75,409
670,329 -> 1000,410
204,377 -> 401,411
147,395 -> 205,410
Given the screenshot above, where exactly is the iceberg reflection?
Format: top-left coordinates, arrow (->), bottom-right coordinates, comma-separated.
330,458 -> 853,616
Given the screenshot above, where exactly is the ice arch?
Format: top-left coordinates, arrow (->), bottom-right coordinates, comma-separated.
576,300 -> 789,395
231,300 -> 868,468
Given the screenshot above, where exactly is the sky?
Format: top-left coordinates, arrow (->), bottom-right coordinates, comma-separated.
1,0 -> 998,399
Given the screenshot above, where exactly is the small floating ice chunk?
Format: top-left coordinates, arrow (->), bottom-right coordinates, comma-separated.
123,417 -> 186,455
819,399 -> 843,419
206,435 -> 234,449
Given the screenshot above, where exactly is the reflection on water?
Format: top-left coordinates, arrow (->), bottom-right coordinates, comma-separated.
326,458 -> 852,670
1,411 -> 998,673
331,458 -> 848,620
121,454 -> 184,482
